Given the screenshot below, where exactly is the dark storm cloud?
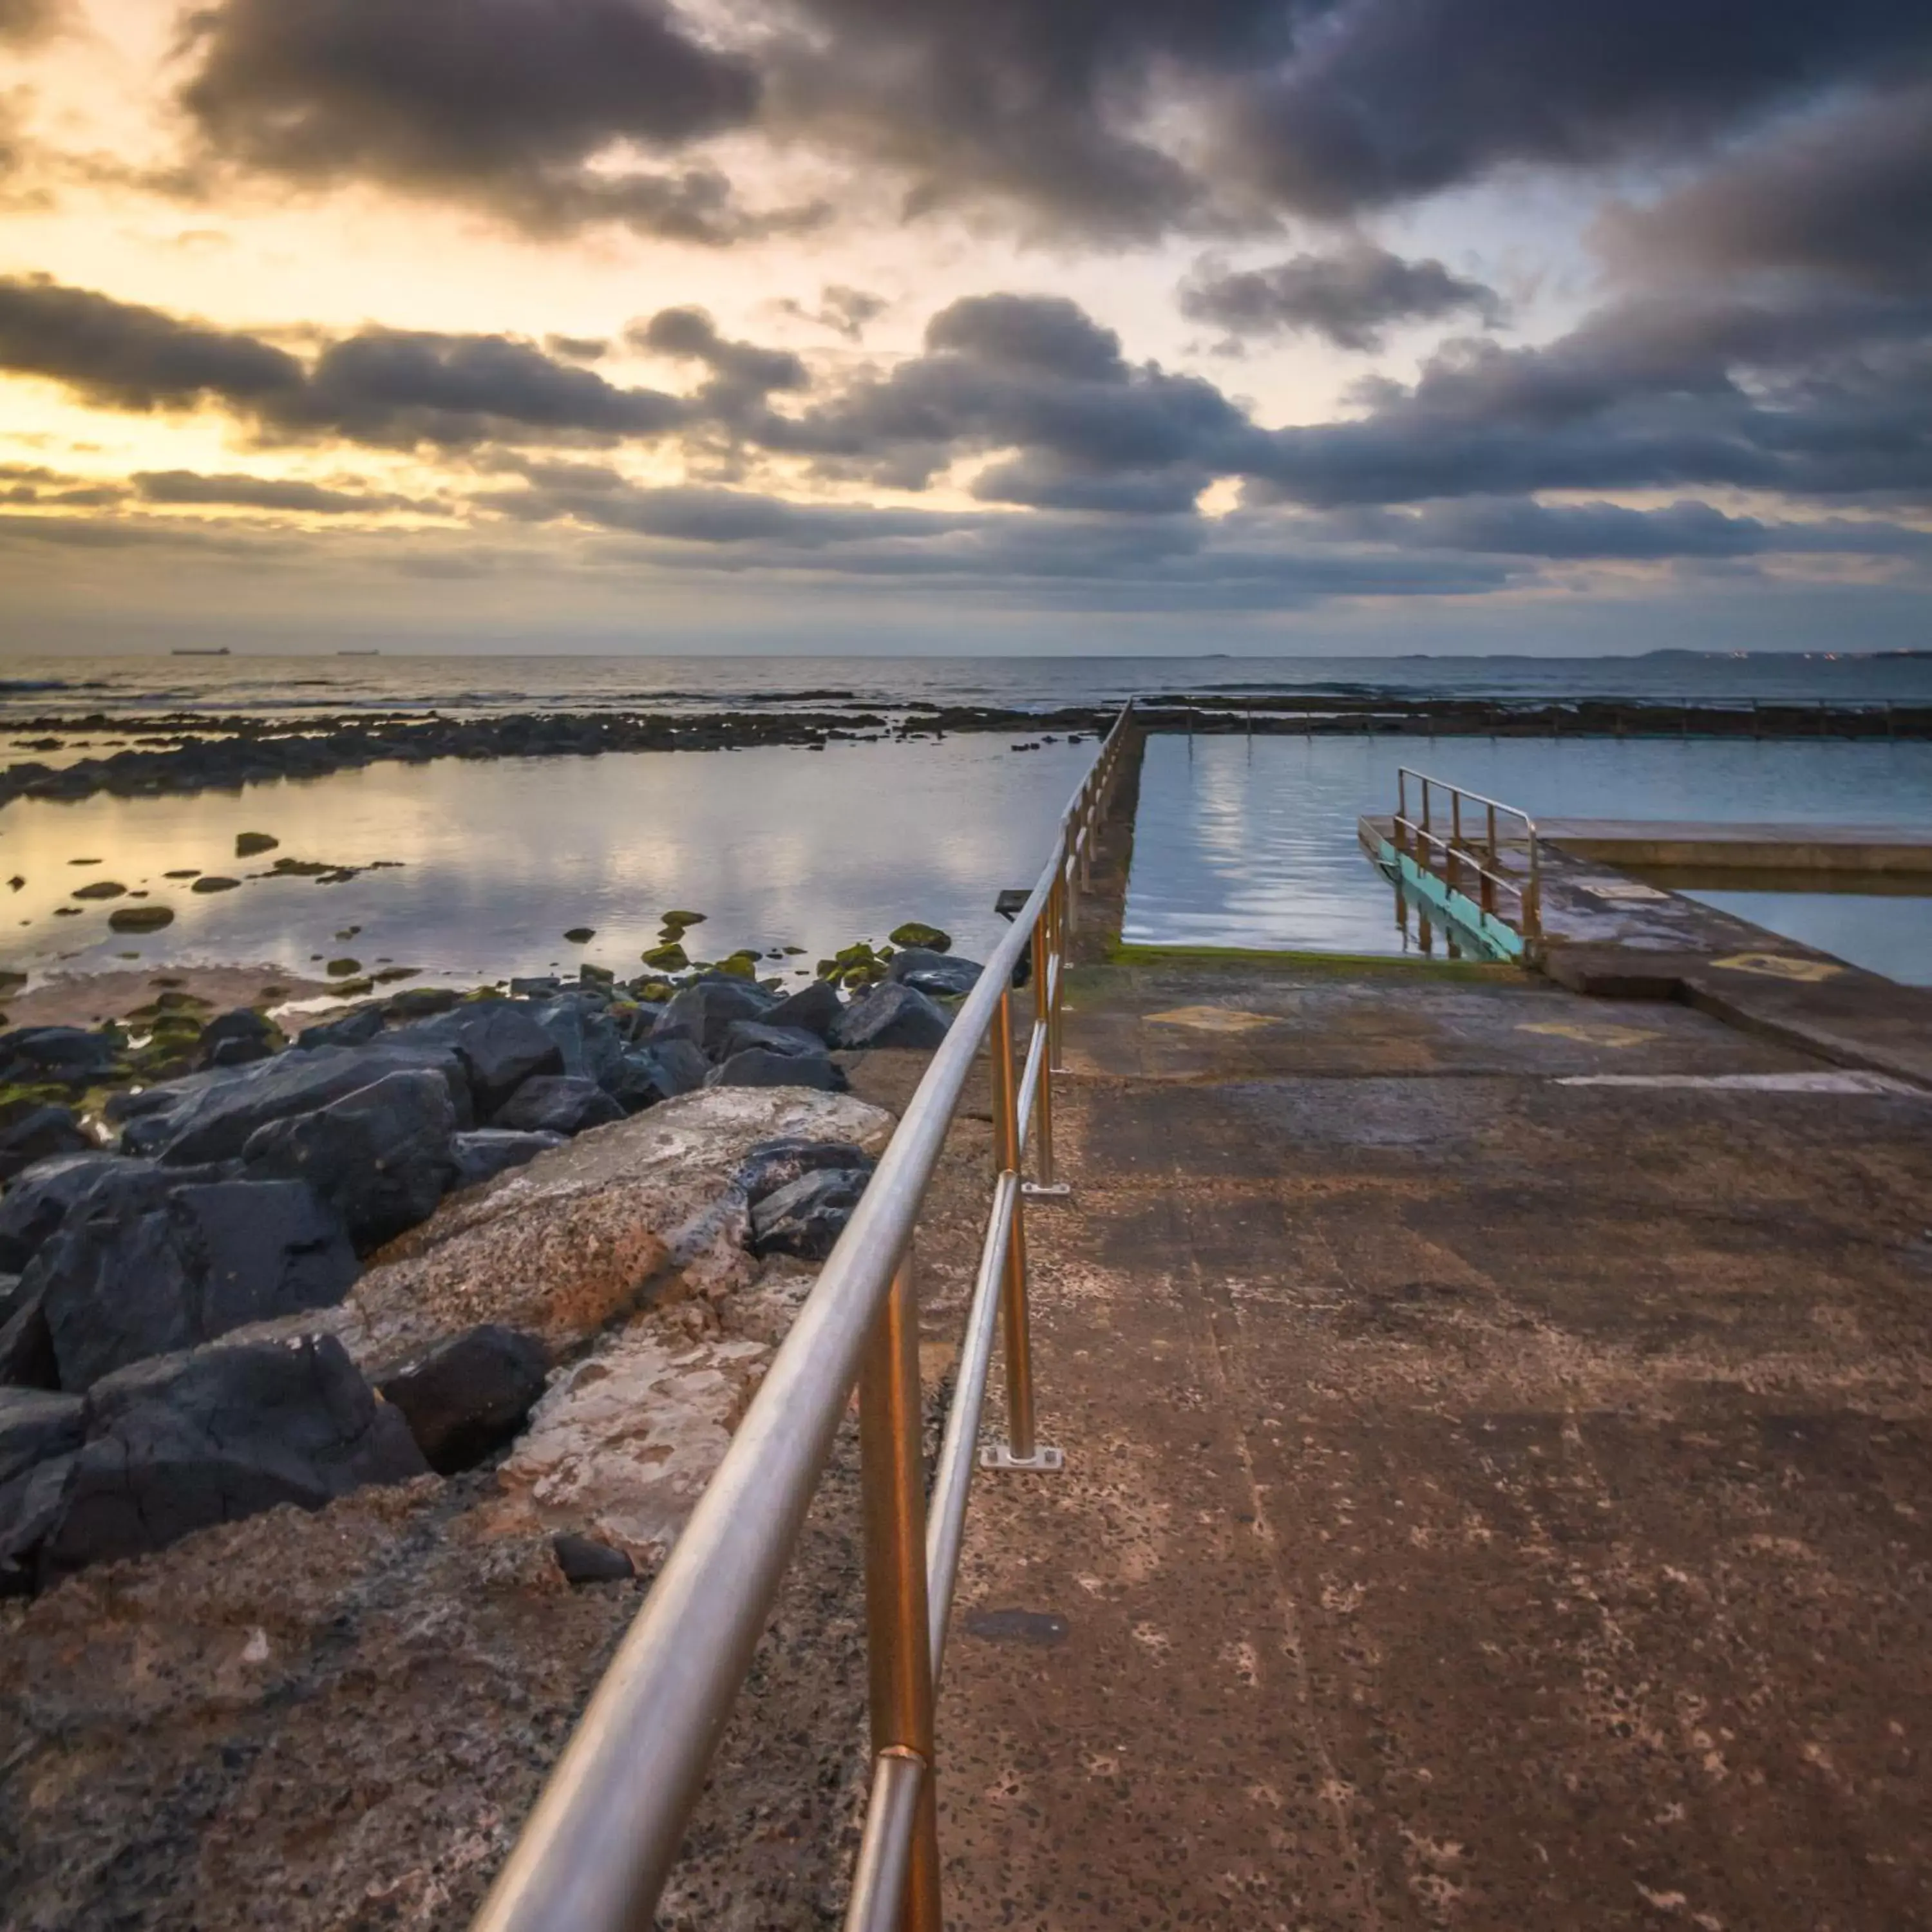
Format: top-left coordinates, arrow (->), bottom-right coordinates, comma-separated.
0,276 -> 692,448
1241,285 -> 1932,506
175,0 -> 797,242
1220,0 -> 1932,218
1598,82 -> 1932,296
754,0 -> 1932,235
764,294 -> 1250,505
1180,245 -> 1504,351
627,307 -> 808,421
0,272 -> 305,409
133,469 -> 419,515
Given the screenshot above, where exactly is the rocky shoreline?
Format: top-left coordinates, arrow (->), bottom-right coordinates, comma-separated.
0,925 -> 986,1599
5,689 -> 1926,808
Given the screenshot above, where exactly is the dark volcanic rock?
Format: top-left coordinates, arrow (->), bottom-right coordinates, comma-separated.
0,1026 -> 122,1086
829,982 -> 952,1050
491,1075 -> 625,1136
762,978 -> 844,1039
0,1452 -> 72,1593
750,1168 -> 871,1261
739,1137 -> 875,1207
533,994 -> 624,1087
131,1039 -> 470,1163
195,1007 -> 278,1070
602,1041 -> 706,1114
0,1105 -> 92,1183
34,1179 -> 359,1392
408,1001 -> 563,1113
296,1006 -> 384,1050
448,1128 -> 565,1191
0,1385 -> 82,1486
652,979 -> 777,1056
0,1152 -> 179,1273
375,1323 -> 549,1474
242,1070 -> 457,1253
0,1285 -> 55,1388
888,948 -> 985,998
28,1333 -> 429,1585
719,1020 -> 827,1061
705,1048 -> 845,1092
553,1531 -> 635,1584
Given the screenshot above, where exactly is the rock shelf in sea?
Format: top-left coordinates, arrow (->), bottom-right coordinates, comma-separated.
0,933 -> 983,1596
5,690 -> 1927,810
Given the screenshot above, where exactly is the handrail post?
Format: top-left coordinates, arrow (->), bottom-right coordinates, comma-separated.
982,983 -> 1061,1473
857,1252 -> 943,1932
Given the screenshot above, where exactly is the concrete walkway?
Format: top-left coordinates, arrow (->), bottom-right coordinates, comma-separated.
934,957 -> 1932,1929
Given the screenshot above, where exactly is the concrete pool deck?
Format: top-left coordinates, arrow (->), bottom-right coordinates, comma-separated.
927,734 -> 1932,1928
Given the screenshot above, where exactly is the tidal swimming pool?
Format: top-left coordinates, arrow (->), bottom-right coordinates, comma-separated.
1122,733 -> 1932,983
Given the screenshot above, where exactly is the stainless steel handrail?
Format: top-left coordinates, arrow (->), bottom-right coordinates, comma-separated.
1393,765 -> 1542,950
472,703 -> 1134,1932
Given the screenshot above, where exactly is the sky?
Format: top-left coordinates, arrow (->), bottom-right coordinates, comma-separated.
0,0 -> 1928,657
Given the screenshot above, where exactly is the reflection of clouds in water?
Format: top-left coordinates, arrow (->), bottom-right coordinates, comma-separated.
1124,733 -> 1932,960
1,740 -> 1094,984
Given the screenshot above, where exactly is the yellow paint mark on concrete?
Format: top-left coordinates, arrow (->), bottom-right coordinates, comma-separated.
1519,1020 -> 1660,1048
1145,1004 -> 1276,1033
1710,952 -> 1844,982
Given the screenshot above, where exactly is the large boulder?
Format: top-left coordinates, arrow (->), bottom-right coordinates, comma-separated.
406,1000 -> 564,1113
334,1086 -> 896,1364
492,1075 -> 625,1137
739,1136 -> 877,1206
34,1180 -> 359,1391
705,1048 -> 844,1092
0,1285 -> 55,1388
0,1106 -> 92,1184
829,982 -> 952,1051
532,995 -> 624,1088
0,1386 -> 82,1486
448,1128 -> 565,1192
761,979 -> 844,1040
242,1070 -> 457,1254
603,1041 -> 708,1114
652,979 -> 777,1057
195,1009 -> 278,1070
487,1326 -> 773,1562
719,1020 -> 828,1061
295,1006 -> 384,1051
887,949 -> 985,999
375,1324 -> 549,1473
26,1334 -> 429,1586
0,1027 -> 122,1088
126,1041 -> 471,1164
750,1168 -> 872,1261
0,1155 -> 134,1273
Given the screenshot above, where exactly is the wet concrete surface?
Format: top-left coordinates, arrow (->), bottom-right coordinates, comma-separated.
933,956 -> 1932,1929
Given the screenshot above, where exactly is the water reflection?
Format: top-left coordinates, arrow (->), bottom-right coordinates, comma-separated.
0,738 -> 1095,988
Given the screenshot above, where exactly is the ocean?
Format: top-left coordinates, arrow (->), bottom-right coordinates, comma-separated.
3,650 -> 1932,724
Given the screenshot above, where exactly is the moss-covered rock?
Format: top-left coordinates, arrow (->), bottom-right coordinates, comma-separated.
641,942 -> 688,971
191,876 -> 242,894
661,909 -> 706,929
235,831 -> 279,857
326,958 -> 363,978
564,927 -> 596,944
889,922 -> 952,952
71,880 -> 128,900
